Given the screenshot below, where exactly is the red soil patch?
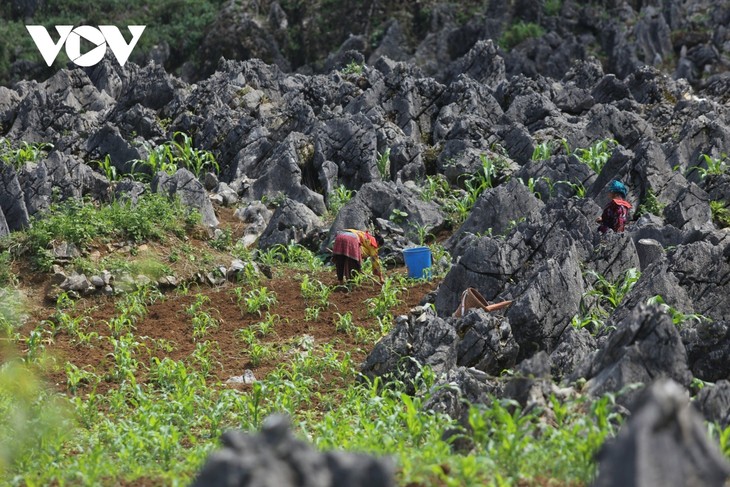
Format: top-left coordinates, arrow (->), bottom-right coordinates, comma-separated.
25,267 -> 438,395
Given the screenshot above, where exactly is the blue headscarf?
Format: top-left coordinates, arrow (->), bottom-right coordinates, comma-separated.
609,180 -> 627,198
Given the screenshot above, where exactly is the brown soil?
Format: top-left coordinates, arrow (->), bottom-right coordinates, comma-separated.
19,266 -> 438,395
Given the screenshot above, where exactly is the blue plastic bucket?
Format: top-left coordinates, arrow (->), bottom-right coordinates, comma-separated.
402,246 -> 432,280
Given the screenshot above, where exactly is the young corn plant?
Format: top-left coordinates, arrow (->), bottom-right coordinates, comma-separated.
531,141 -> 554,161
254,312 -> 280,337
240,287 -> 278,316
710,200 -> 730,228
574,268 -> 641,335
365,277 -> 404,317
376,148 -> 391,180
0,138 -> 53,170
92,154 -> 119,182
169,131 -> 220,178
585,268 -> 641,310
300,275 -> 332,308
334,311 -> 354,333
327,184 -> 355,215
249,342 -> 276,366
304,306 -> 322,322
65,362 -> 97,394
107,333 -> 142,383
688,153 -> 728,180
645,295 -> 708,329
418,174 -> 450,202
190,309 -> 219,341
574,139 -> 617,173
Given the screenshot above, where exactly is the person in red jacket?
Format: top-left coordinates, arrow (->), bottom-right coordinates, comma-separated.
597,180 -> 632,233
332,229 -> 385,284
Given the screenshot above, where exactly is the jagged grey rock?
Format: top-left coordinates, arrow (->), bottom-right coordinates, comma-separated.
16,151 -> 110,217
151,168 -> 219,228
635,238 -> 665,271
575,304 -> 692,405
515,155 -> 596,202
503,350 -> 553,408
694,380 -> 730,428
240,131 -> 326,215
550,326 -> 597,381
257,198 -> 324,250
594,379 -> 730,487
503,242 -> 584,359
191,414 -> 395,487
361,309 -> 457,393
455,309 -> 519,375
0,164 -> 30,232
682,321 -> 730,383
0,207 -> 8,237
663,183 -> 713,231
328,181 -> 445,246
618,240 -> 730,324
448,179 -> 544,244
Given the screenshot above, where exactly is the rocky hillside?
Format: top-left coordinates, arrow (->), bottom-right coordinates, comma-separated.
1,0 -> 730,484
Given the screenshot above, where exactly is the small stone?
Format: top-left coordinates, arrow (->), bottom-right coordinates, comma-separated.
243,369 -> 256,384
50,269 -> 67,286
61,273 -> 92,293
102,270 -> 113,285
52,241 -> 81,262
90,275 -> 105,287
136,275 -> 152,287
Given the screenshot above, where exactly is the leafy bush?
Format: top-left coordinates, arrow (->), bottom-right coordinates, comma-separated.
132,131 -> 219,180
711,200 -> 730,228
499,21 -> 545,50
0,138 -> 53,169
688,153 -> 728,180
636,188 -> 665,218
4,194 -> 199,270
0,251 -> 14,287
327,185 -> 354,215
0,361 -> 74,475
574,139 -> 617,174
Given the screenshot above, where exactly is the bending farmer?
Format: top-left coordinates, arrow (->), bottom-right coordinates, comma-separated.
597,180 -> 632,233
332,229 -> 385,284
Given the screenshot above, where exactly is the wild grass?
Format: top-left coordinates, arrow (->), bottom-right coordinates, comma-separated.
1,193 -> 199,271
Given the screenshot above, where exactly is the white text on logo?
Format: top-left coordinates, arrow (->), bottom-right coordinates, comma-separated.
25,25 -> 146,67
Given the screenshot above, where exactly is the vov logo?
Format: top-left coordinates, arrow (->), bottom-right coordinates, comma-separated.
26,25 -> 146,68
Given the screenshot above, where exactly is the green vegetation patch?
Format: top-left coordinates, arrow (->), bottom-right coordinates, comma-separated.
0,0 -> 226,83
499,21 -> 545,50
2,193 -> 200,271
711,200 -> 730,229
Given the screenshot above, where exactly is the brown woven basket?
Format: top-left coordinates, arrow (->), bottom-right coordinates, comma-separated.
453,287 -> 512,317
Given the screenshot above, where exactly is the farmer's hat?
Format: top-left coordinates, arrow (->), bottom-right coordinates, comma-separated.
609,180 -> 628,198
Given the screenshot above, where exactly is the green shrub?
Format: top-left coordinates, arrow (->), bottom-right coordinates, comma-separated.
0,251 -> 14,287
499,22 -> 545,50
327,185 -> 354,215
5,193 -> 199,270
574,139 -> 617,174
711,200 -> 730,228
636,188 -> 665,218
688,153 -> 729,180
0,138 -> 53,170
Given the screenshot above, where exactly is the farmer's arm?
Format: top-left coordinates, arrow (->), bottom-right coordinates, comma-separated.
371,255 -> 384,283
361,242 -> 384,283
